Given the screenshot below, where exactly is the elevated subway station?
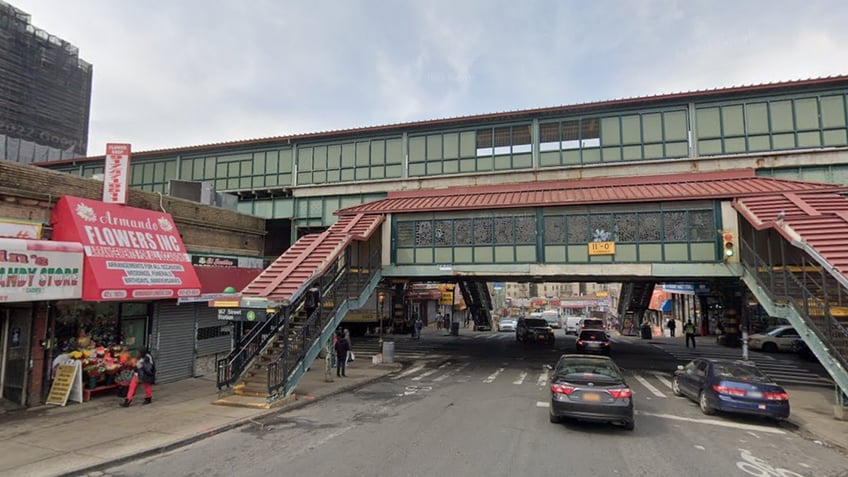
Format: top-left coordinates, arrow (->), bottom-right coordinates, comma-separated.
229,168 -> 848,417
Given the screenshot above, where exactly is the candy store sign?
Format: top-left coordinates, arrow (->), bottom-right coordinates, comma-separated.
0,240 -> 83,302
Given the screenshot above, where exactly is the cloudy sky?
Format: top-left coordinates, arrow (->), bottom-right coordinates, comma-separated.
11,0 -> 848,155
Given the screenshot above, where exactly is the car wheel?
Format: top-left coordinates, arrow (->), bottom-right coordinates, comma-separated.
699,390 -> 715,415
671,377 -> 683,397
762,342 -> 779,353
622,420 -> 635,431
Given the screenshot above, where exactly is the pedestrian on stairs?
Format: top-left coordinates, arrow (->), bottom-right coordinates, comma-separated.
334,330 -> 350,377
121,347 -> 155,407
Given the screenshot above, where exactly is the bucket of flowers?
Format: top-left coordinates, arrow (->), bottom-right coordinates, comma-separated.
83,361 -> 101,389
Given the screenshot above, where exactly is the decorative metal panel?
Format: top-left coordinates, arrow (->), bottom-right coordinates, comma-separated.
434,219 -> 452,246
590,214 -> 613,242
544,216 -> 565,244
664,211 -> 687,241
689,210 -> 715,241
566,215 -> 588,243
415,221 -> 433,246
615,213 -> 637,242
397,222 -> 414,247
495,217 -> 513,244
474,217 -> 493,244
454,218 -> 473,245
639,212 -> 661,241
516,216 -> 536,244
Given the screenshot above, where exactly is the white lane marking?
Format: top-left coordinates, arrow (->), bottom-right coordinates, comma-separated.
636,411 -> 785,434
309,425 -> 354,449
392,365 -> 425,380
484,368 -> 505,383
411,369 -> 438,381
649,371 -> 673,389
634,373 -> 667,398
513,371 -> 528,385
537,370 -> 549,386
536,401 -> 550,408
433,362 -> 468,382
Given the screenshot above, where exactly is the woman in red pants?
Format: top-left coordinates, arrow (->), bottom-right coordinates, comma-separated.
121,347 -> 156,407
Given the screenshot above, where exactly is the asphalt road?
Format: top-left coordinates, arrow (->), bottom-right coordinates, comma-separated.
98,331 -> 847,477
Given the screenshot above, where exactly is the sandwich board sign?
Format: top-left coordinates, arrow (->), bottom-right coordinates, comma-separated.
46,360 -> 83,406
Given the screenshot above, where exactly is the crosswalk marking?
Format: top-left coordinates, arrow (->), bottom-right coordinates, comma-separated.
537,371 -> 549,387
433,362 -> 469,382
513,371 -> 528,385
650,371 -> 673,389
484,368 -> 505,383
411,369 -> 438,381
633,373 -> 667,398
392,365 -> 425,380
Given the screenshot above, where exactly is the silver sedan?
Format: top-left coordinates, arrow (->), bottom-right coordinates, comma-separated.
497,317 -> 518,332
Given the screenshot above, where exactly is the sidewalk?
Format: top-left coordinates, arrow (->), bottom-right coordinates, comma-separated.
613,330 -> 848,453
0,360 -> 401,477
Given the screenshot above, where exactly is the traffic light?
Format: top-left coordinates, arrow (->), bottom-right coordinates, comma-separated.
722,232 -> 735,260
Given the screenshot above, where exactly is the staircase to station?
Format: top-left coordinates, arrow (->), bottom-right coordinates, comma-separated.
215,213 -> 385,405
457,280 -> 494,330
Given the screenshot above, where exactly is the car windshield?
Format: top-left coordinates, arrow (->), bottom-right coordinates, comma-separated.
582,320 -> 604,327
555,359 -> 622,381
578,331 -> 608,341
712,363 -> 773,383
525,319 -> 548,327
765,326 -> 793,337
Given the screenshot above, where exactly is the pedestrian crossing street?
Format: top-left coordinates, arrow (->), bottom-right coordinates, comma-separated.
652,343 -> 835,388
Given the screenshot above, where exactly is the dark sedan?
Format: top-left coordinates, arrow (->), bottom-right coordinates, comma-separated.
516,317 -> 555,345
575,329 -> 610,355
672,358 -> 790,420
548,354 -> 634,430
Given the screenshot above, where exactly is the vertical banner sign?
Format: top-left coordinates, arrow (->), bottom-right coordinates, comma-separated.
103,143 -> 131,204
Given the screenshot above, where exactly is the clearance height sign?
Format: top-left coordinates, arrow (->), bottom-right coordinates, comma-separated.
50,196 -> 201,301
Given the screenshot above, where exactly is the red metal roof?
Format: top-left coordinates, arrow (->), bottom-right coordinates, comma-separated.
242,213 -> 384,301
337,169 -> 848,215
734,192 -> 848,275
40,75 -> 848,164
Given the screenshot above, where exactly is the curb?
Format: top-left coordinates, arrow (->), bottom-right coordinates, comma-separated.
58,363 -> 402,477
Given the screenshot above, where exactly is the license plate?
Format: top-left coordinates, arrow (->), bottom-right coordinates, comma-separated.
758,404 -> 767,410
748,391 -> 763,398
582,392 -> 601,402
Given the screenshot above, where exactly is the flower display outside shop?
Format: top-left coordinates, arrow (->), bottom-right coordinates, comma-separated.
68,343 -> 136,389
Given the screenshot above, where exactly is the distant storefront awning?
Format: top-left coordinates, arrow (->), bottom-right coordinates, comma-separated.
660,299 -> 673,312
0,238 -> 84,302
50,195 -> 202,301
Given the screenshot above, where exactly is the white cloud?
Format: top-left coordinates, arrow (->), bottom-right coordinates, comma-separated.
8,0 -> 848,153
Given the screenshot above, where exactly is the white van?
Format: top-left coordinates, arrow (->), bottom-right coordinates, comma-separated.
564,316 -> 583,335
540,310 -> 561,329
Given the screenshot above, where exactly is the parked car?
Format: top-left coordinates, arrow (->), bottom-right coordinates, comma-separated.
564,316 -> 583,335
579,317 -> 606,331
547,354 -> 634,430
497,316 -> 518,332
516,317 -> 555,345
576,329 -> 611,355
672,358 -> 790,420
747,325 -> 800,352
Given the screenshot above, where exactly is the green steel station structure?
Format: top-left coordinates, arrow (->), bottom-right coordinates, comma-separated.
42,75 -> 848,411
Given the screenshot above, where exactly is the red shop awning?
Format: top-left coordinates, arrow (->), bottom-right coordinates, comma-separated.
194,266 -> 263,294
50,195 -> 202,301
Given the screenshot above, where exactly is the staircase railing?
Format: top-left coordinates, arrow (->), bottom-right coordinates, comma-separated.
216,304 -> 289,390
739,235 -> 848,398
266,244 -> 382,398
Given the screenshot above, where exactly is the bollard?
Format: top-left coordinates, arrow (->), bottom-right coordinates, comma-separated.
382,340 -> 395,363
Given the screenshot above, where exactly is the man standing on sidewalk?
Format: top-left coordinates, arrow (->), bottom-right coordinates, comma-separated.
683,320 -> 696,348
667,318 -> 676,337
334,330 -> 350,377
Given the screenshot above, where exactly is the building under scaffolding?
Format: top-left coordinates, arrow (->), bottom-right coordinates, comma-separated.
0,1 -> 92,162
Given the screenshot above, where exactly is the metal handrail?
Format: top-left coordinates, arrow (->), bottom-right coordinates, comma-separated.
266,243 -> 382,398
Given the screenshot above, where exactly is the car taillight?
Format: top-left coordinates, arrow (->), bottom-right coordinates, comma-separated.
607,388 -> 632,399
764,391 -> 789,401
551,383 -> 575,395
602,342 -> 610,346
712,385 -> 746,397
576,340 -> 584,345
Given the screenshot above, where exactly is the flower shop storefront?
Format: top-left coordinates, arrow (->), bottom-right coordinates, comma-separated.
48,195 -> 202,398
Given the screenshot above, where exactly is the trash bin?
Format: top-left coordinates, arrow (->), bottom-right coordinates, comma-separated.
450,322 -> 460,336
382,340 -> 395,363
640,323 -> 652,339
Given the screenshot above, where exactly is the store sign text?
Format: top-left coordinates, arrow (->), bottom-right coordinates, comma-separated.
0,241 -> 83,302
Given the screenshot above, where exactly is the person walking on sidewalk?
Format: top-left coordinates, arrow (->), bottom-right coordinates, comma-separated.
414,315 -> 424,339
334,330 -> 350,377
683,320 -> 697,348
667,318 -> 677,337
121,347 -> 156,407
343,328 -> 354,364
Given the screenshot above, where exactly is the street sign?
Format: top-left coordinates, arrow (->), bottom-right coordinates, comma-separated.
588,241 -> 616,256
217,308 -> 268,322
